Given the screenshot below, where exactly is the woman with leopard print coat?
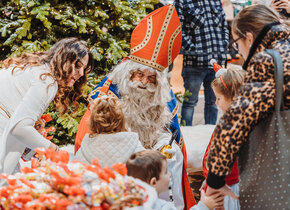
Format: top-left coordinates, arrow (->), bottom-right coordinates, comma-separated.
205,5 -> 289,195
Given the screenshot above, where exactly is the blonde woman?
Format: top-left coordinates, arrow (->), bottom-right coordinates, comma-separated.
0,38 -> 93,177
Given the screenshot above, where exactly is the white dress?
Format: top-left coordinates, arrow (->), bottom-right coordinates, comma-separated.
0,64 -> 57,177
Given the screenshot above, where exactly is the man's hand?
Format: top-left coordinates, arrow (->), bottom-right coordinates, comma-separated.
161,145 -> 176,159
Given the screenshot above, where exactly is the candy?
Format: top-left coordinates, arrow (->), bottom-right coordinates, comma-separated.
0,148 -> 148,209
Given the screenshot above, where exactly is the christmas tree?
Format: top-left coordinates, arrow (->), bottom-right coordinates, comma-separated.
0,0 -> 158,145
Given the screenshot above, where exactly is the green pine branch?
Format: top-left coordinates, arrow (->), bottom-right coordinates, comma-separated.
0,0 -> 158,146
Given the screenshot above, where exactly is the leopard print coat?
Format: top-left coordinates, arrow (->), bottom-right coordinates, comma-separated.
207,23 -> 290,184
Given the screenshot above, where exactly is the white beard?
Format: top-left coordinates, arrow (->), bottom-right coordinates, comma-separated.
121,81 -> 172,149
108,60 -> 172,149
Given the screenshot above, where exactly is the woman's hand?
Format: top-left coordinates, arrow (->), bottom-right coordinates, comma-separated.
270,0 -> 290,13
206,185 -> 239,200
49,142 -> 59,152
200,189 -> 224,210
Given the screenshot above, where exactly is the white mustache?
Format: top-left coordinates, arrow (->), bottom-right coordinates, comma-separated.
129,81 -> 156,93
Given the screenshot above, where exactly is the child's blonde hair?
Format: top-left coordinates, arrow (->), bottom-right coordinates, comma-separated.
126,150 -> 166,183
212,66 -> 246,100
89,97 -> 127,135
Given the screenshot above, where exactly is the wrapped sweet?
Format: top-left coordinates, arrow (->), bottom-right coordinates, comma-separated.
0,148 -> 157,209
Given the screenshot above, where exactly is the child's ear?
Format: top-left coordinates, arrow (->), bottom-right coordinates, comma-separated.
149,177 -> 157,186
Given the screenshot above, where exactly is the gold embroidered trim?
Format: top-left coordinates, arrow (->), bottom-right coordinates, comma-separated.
131,16 -> 153,54
98,91 -> 106,98
106,90 -> 118,98
0,104 -> 10,118
87,87 -> 118,104
102,80 -> 111,89
168,25 -> 181,65
171,102 -> 179,118
88,87 -> 101,103
151,4 -> 174,63
179,133 -> 184,150
129,55 -> 165,72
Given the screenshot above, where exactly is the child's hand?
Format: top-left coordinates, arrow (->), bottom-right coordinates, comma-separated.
200,189 -> 224,210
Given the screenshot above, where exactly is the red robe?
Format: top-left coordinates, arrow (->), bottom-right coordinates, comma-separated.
75,78 -> 196,209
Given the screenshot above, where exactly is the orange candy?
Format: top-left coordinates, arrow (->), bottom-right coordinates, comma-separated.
55,199 -> 72,210
6,185 -> 22,191
66,176 -> 81,186
34,147 -> 46,156
21,167 -> 35,174
92,158 -> 101,168
63,186 -> 85,196
0,174 -> 8,179
103,166 -> 116,180
50,169 -> 81,186
58,163 -> 75,176
44,149 -> 57,161
58,150 -> 70,164
7,178 -> 17,185
0,188 -> 9,198
112,163 -> 128,176
24,202 -> 46,210
38,194 -> 57,203
85,164 -> 102,174
131,200 -> 140,205
0,148 -> 144,209
19,178 -> 35,189
14,194 -> 33,203
31,158 -> 40,168
90,207 -> 102,210
97,170 -> 110,182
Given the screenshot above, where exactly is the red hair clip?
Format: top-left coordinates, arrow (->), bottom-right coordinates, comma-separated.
210,59 -> 229,91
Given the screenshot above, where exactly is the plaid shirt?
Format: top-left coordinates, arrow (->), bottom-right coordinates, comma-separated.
174,0 -> 229,68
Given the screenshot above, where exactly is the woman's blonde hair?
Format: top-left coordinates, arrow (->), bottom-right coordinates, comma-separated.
212,66 -> 246,100
1,38 -> 94,115
89,97 -> 127,135
232,5 -> 289,40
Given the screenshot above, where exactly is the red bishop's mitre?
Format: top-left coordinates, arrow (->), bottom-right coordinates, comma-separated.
129,4 -> 182,72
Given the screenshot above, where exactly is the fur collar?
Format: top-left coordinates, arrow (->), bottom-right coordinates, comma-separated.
243,22 -> 285,69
